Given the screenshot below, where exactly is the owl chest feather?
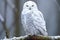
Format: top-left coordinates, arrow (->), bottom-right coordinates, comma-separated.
25,13 -> 34,27
23,12 -> 40,35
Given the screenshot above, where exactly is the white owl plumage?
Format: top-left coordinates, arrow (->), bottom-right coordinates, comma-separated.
21,1 -> 48,36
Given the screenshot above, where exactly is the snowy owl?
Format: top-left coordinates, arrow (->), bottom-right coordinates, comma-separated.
21,1 -> 48,36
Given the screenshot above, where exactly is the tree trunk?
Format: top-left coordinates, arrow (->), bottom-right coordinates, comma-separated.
2,0 -> 10,38
14,0 -> 20,37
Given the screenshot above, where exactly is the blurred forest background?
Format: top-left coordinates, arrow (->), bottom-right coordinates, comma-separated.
0,0 -> 60,39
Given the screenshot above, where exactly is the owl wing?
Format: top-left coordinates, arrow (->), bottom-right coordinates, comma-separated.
21,13 -> 26,27
33,11 -> 48,36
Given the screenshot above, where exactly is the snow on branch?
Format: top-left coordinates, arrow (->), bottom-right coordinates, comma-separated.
0,14 -> 4,22
2,35 -> 60,40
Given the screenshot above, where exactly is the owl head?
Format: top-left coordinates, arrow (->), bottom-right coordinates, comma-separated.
23,1 -> 38,11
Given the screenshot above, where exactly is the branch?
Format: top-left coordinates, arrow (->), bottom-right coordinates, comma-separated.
3,35 -> 60,40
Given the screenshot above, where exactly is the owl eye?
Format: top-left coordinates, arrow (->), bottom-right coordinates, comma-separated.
32,5 -> 34,7
26,5 -> 28,7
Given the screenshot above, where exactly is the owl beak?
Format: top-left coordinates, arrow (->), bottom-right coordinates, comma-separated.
29,8 -> 31,10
